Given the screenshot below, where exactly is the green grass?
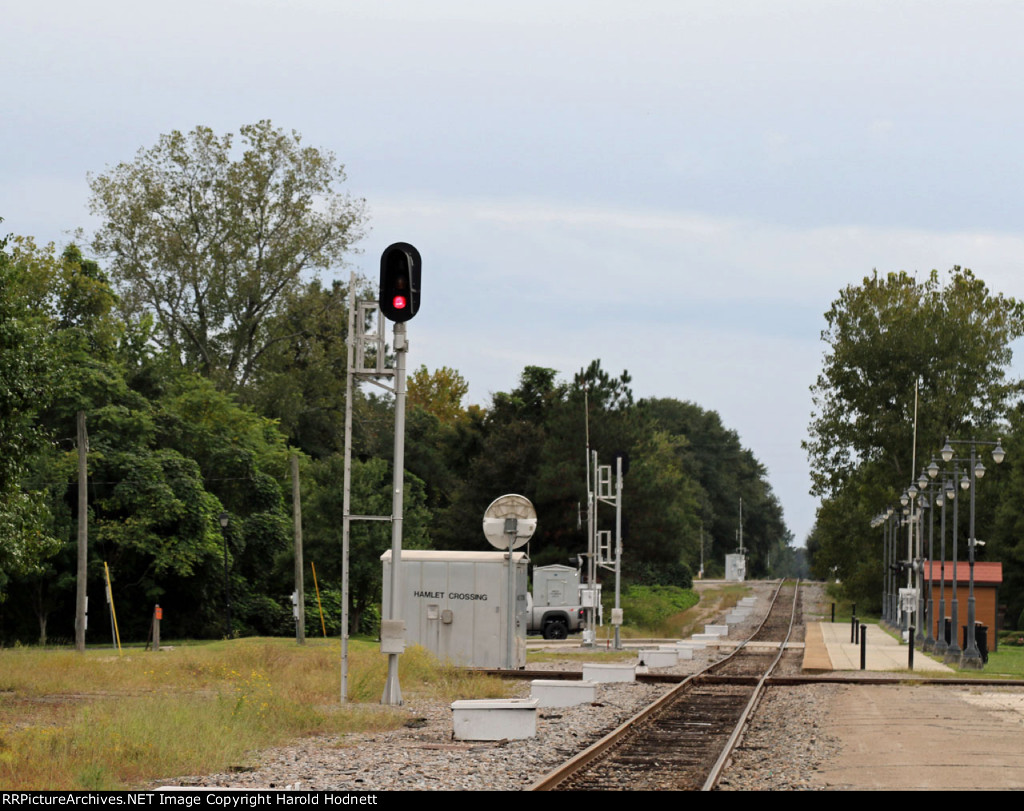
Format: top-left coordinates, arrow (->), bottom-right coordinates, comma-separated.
593,582 -> 757,639
820,583 -> 881,624
602,585 -> 699,638
0,638 -> 510,790
962,644 -> 1024,679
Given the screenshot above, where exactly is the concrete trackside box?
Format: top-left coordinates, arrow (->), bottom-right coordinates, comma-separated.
381,550 -> 529,669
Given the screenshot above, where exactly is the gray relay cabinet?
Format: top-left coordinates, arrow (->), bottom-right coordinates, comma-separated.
381,550 -> 529,669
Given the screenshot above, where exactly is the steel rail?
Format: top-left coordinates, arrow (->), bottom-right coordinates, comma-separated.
701,579 -> 800,790
529,579 -> 791,792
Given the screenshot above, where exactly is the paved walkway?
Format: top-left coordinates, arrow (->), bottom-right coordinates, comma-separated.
797,622 -> 1024,789
803,621 -> 954,674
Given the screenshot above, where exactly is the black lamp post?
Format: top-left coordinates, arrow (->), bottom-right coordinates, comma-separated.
928,469 -> 955,656
877,511 -> 888,624
918,478 -> 936,651
939,437 -> 1005,668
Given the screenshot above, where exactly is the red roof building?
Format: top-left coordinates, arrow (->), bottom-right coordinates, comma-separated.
924,561 -> 1003,649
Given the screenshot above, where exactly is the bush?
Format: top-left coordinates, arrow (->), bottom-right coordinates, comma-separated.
611,584 -> 699,632
623,560 -> 693,589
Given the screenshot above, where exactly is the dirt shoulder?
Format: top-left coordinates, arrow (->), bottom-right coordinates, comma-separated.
810,683 -> 1024,790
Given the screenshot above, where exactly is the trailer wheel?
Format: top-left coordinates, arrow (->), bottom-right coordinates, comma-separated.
544,619 -> 569,640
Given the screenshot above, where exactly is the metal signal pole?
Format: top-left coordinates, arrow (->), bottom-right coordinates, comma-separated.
381,321 -> 408,706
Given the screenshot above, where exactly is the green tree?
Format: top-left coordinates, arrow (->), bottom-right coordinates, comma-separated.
0,237 -> 61,594
805,268 -> 1024,606
242,277 -> 382,458
805,268 -> 1024,499
303,454 -> 431,634
407,365 -> 470,425
88,120 -> 367,389
639,397 -> 792,578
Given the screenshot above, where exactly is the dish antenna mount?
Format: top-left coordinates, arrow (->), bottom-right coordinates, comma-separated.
483,494 -> 537,551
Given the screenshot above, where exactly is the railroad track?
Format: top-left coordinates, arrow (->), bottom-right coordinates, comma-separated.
530,580 -> 801,791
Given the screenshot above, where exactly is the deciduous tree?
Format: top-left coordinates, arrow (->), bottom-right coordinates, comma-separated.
805,268 -> 1024,608
805,268 -> 1024,498
88,121 -> 367,389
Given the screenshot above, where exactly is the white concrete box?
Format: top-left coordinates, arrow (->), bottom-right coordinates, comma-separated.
705,624 -> 729,636
582,663 -> 636,683
451,698 -> 539,740
530,679 -> 598,707
381,550 -> 528,669
639,649 -> 678,668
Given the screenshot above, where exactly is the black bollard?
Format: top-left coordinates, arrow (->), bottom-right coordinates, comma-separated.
860,623 -> 867,670
908,627 -> 915,671
831,603 -> 836,623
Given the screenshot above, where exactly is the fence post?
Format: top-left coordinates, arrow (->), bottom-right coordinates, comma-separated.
152,605 -> 161,651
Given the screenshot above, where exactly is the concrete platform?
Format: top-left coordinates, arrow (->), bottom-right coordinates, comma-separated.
803,622 -> 953,673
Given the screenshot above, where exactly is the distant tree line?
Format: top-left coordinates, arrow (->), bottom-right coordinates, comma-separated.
0,122 -> 794,644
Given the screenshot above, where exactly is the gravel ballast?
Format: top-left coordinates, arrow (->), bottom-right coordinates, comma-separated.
156,581 -> 833,791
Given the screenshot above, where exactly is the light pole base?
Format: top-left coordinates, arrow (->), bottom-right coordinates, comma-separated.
381,654 -> 403,706
960,652 -> 984,671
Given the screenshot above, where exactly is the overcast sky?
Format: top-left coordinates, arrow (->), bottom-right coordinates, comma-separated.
6,1 -> 1024,550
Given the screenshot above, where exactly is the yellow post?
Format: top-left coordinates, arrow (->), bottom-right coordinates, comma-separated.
103,562 -> 122,656
311,561 -> 327,638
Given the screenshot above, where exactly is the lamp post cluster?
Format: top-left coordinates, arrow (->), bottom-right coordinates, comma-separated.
873,437 -> 1005,670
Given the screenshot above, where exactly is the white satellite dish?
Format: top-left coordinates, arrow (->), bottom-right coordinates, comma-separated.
482,494 -> 537,550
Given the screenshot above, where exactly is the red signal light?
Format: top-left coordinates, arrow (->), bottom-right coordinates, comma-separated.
379,242 -> 421,322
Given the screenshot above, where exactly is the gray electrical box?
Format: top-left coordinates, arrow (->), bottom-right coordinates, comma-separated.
725,553 -> 747,582
381,550 -> 529,669
532,564 -> 580,607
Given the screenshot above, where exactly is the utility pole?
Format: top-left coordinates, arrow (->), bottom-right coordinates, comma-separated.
292,453 -> 305,645
75,411 -> 88,652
